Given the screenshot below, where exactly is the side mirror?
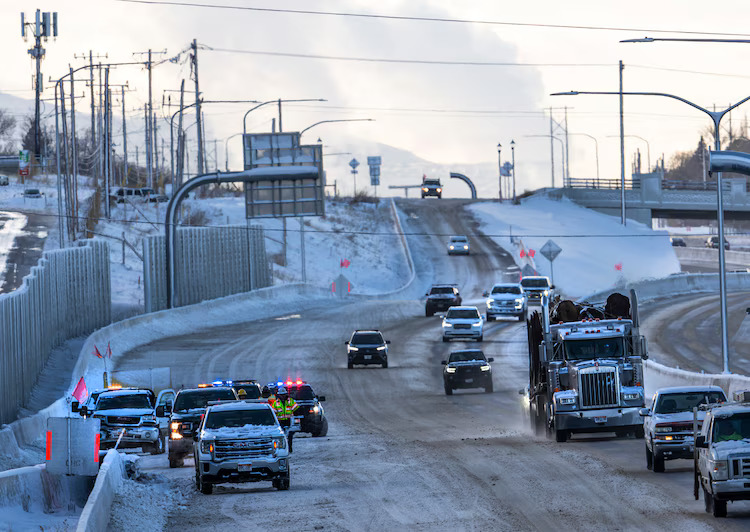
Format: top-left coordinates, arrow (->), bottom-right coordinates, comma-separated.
71,400 -> 80,413
344,341 -> 349,345
425,293 -> 429,297
156,405 -> 171,417
517,388 -> 526,396
441,361 -> 447,365
318,396 -> 326,402
386,340 -> 391,344
482,291 -> 489,298
695,435 -> 707,448
487,357 -> 495,362
550,285 -> 556,289
638,408 -> 651,417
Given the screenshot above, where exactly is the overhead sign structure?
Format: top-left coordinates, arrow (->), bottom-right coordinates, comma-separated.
539,239 -> 562,285
367,156 -> 381,186
242,132 -> 325,218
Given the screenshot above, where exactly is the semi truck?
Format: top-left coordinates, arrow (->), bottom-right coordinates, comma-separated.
522,290 -> 648,442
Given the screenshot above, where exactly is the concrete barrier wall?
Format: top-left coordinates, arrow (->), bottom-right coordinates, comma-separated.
0,240 -> 111,424
674,246 -> 750,266
645,359 -> 750,398
76,450 -> 124,532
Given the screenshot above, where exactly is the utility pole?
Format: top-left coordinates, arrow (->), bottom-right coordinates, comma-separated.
548,109 -> 555,187
564,107 -> 570,187
176,79 -> 185,189
69,67 -> 78,233
133,49 -> 166,189
121,86 -> 128,185
278,99 -> 283,132
191,39 -> 205,175
104,68 -> 111,219
21,9 -> 58,171
619,60 -> 626,226
153,113 -> 159,190
144,106 -> 149,187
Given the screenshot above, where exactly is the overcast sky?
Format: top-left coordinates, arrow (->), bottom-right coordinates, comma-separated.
4,1 -> 750,196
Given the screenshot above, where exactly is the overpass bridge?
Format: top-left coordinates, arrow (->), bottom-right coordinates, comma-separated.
545,172 -> 750,225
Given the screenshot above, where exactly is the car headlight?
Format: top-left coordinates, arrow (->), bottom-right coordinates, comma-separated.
515,298 -> 524,304
446,367 -> 457,373
480,365 -> 491,371
348,346 -> 359,351
376,345 -> 386,351
472,321 -> 482,327
709,459 -> 729,481
654,426 -> 672,433
558,396 -> 576,405
273,436 -> 286,450
311,405 -> 320,414
623,392 -> 640,401
463,245 -> 468,250
442,322 -> 452,328
543,290 -> 549,297
200,440 -> 214,454
170,422 -> 180,431
437,188 -> 442,192
422,187 -> 428,192
449,245 -> 455,250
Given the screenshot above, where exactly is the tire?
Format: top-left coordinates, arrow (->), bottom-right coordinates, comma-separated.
438,194 -> 442,199
382,360 -> 388,369
653,455 -> 665,473
634,425 -> 645,439
615,429 -> 628,438
149,435 -> 165,455
312,417 -> 328,438
425,307 -> 434,317
169,455 -> 184,468
703,486 -> 713,514
477,335 -> 483,342
274,472 -> 291,491
555,429 -> 568,443
486,315 -> 494,322
444,383 -> 453,396
199,477 -> 213,495
713,498 -> 727,518
484,381 -> 493,394
645,445 -> 653,470
347,360 -> 353,369
442,336 -> 449,343
518,314 -> 525,322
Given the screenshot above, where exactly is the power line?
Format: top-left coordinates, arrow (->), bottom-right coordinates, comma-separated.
630,64 -> 750,79
201,45 -> 610,68
113,0 -> 750,38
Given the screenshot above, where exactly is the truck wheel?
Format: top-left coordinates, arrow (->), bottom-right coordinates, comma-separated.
645,445 -> 653,470
149,436 -> 165,455
518,314 -> 525,322
444,384 -> 453,395
703,487 -> 713,513
713,499 -> 727,518
199,478 -> 213,495
382,360 -> 388,369
634,425 -> 645,439
477,335 -> 483,342
555,429 -> 568,443
312,417 -> 328,437
426,307 -> 434,317
484,382 -> 493,394
347,361 -> 353,369
442,336 -> 449,343
169,455 -> 184,468
274,471 -> 291,491
653,455 -> 665,473
486,315 -> 494,322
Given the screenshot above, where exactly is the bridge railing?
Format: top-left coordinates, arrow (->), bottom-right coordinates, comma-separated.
566,178 -> 641,189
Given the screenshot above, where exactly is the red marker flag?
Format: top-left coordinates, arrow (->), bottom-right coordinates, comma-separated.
340,258 -> 351,268
106,342 -> 112,359
615,262 -> 623,271
93,345 -> 103,359
72,377 -> 88,403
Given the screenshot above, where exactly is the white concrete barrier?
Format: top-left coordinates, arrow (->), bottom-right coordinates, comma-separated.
675,245 -> 750,266
645,359 -> 750,398
76,450 -> 125,532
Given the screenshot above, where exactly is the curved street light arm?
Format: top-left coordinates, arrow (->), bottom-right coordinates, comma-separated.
300,118 -> 374,137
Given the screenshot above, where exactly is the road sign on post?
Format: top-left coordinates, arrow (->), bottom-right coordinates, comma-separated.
349,158 -> 359,195
539,239 -> 562,286
367,156 -> 381,187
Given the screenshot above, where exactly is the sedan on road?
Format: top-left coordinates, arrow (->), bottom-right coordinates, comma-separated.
346,330 -> 391,368
442,306 -> 483,342
447,235 -> 470,255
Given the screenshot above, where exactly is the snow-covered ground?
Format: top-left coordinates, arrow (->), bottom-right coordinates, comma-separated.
469,196 -> 681,298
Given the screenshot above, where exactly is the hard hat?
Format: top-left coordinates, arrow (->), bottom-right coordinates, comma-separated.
237,389 -> 247,397
277,387 -> 287,395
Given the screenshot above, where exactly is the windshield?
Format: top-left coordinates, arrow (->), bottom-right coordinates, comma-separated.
97,394 -> 152,410
234,385 -> 261,399
564,338 -> 624,361
654,391 -> 726,414
173,389 -> 236,411
205,408 -> 276,428
446,309 -> 480,319
430,287 -> 454,295
290,386 -> 315,401
492,286 -> 521,295
450,237 -> 467,242
352,333 -> 384,344
713,413 -> 750,442
424,180 -> 440,185
521,278 -> 549,288
448,351 -> 486,363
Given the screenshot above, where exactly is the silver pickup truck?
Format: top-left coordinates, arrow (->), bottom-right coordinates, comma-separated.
193,400 -> 291,495
695,392 -> 750,518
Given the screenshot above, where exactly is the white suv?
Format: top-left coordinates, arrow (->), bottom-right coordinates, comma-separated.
442,306 -> 483,342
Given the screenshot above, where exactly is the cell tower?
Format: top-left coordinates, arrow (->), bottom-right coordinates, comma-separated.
21,9 -> 58,160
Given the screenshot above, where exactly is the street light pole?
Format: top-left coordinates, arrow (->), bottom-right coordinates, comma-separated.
242,98 -> 326,135
511,140 -> 516,203
524,134 -> 565,187
619,60 -> 626,225
224,132 -> 243,171
552,89 -> 750,374
569,132 -> 600,185
299,118 -> 374,138
497,143 -> 502,201
607,135 -> 650,173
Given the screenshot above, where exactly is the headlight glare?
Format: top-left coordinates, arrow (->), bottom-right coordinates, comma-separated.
480,365 -> 491,371
446,367 -> 457,373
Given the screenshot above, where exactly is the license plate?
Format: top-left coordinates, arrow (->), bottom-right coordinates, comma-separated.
238,463 -> 252,472
465,378 -> 473,383
594,416 -> 607,424
364,355 -> 371,360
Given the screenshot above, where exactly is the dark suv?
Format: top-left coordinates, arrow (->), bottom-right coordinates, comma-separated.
442,349 -> 494,395
163,386 -> 238,468
268,380 -> 328,437
346,330 -> 390,368
705,235 -> 730,250
425,284 -> 462,317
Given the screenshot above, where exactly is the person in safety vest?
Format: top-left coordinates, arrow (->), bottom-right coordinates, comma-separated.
274,387 -> 298,451
262,385 -> 277,408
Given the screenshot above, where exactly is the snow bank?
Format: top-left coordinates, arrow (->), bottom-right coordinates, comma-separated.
468,197 -> 680,298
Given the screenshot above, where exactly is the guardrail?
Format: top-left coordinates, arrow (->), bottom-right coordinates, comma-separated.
566,178 -> 641,190
0,240 -> 111,425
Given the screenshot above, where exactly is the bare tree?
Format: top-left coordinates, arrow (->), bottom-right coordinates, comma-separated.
0,109 -> 17,154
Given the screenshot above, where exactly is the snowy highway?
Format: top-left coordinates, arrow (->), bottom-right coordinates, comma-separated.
109,200 -> 750,530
